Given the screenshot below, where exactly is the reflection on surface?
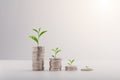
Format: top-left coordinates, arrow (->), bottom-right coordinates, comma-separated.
0,60 -> 120,80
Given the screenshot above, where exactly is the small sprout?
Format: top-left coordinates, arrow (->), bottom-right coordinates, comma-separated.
51,48 -> 62,59
81,66 -> 93,71
85,66 -> 90,69
67,59 -> 75,65
29,27 -> 47,46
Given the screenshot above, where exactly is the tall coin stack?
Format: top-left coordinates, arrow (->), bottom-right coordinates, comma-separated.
49,58 -> 62,71
32,46 -> 44,71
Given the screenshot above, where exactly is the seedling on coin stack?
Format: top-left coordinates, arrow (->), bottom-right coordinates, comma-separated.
29,27 -> 47,71
65,59 -> 77,71
49,48 -> 62,71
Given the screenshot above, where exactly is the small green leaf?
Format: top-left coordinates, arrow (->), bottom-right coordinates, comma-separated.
86,66 -> 89,69
56,49 -> 61,54
39,30 -> 47,37
29,35 -> 38,44
56,48 -> 59,50
68,63 -> 71,65
33,28 -> 39,33
68,59 -> 75,64
52,55 -> 54,58
51,49 -> 55,52
69,59 -> 72,63
71,59 -> 75,63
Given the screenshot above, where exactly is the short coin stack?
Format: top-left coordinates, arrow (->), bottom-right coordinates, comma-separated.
65,66 -> 77,71
32,46 -> 44,71
49,58 -> 62,71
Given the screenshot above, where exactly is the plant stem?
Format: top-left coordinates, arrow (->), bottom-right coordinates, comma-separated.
37,42 -> 39,46
54,53 -> 56,59
37,32 -> 39,46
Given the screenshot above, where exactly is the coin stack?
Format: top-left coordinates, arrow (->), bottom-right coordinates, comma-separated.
32,46 -> 44,71
49,58 -> 62,71
65,66 -> 77,71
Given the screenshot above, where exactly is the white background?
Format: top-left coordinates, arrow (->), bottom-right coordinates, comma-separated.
0,0 -> 120,62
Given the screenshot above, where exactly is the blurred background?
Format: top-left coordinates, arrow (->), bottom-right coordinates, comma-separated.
0,0 -> 120,62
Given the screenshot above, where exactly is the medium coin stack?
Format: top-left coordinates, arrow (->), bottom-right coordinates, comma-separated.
65,66 -> 77,71
32,46 -> 44,71
49,58 -> 62,71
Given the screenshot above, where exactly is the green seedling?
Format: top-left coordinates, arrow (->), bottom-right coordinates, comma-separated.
51,48 -> 62,59
29,27 -> 47,46
81,66 -> 93,71
67,59 -> 75,65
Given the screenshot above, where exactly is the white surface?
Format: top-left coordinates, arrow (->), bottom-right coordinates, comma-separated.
0,60 -> 120,80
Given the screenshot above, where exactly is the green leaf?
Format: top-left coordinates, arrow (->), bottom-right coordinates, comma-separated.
56,49 -> 61,54
56,48 -> 59,50
39,30 -> 47,37
33,28 -> 39,33
69,59 -> 71,62
68,59 -> 75,64
68,63 -> 71,65
29,35 -> 38,44
71,59 -> 75,63
52,55 -> 54,58
51,48 -> 55,52
86,66 -> 89,69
